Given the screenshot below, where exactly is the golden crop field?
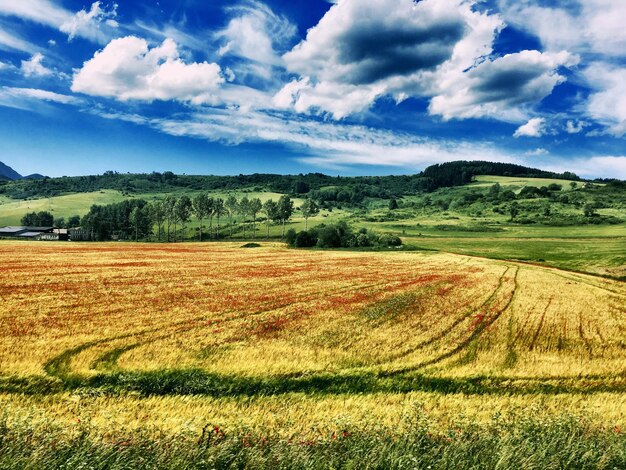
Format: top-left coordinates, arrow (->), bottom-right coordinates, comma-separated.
1,240 -> 626,447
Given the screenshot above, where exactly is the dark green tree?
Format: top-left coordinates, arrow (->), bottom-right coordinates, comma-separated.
278,195 -> 294,238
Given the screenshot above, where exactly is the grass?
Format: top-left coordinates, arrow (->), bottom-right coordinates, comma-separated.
1,410 -> 625,469
470,175 -> 581,191
403,236 -> 626,279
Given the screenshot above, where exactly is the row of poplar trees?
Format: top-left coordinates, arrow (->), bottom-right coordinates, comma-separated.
145,194 -> 320,242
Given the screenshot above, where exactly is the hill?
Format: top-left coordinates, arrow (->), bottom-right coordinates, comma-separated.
0,161 -> 22,180
0,161 -> 584,200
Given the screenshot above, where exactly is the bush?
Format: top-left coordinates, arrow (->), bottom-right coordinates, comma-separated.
378,234 -> 402,246
294,231 -> 317,248
285,229 -> 297,246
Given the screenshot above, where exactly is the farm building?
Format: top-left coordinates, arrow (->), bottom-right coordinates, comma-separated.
0,226 -> 55,240
40,229 -> 70,241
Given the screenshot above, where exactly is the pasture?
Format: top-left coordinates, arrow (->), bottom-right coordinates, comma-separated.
1,241 -> 625,467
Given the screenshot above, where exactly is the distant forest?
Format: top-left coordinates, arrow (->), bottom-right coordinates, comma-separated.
0,161 -> 583,200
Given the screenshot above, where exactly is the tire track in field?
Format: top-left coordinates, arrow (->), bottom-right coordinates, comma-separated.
380,266 -> 519,377
528,298 -> 553,351
89,274 -> 443,372
46,279 -> 399,378
366,265 -> 512,366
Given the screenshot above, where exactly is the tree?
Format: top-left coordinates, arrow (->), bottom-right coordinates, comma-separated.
162,195 -> 177,242
21,211 -> 53,227
192,193 -> 210,242
225,195 -> 238,238
53,217 -> 66,228
277,195 -> 294,238
239,196 -> 250,239
300,198 -> 320,230
262,199 -> 278,239
293,180 -> 309,194
583,203 -> 597,218
129,206 -> 142,241
249,198 -> 262,239
67,215 -> 81,228
509,202 -> 519,221
175,196 -> 192,241
388,198 -> 399,210
149,202 -> 166,241
214,198 -> 224,240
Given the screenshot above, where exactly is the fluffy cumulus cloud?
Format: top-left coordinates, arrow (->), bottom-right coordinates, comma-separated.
279,0 -> 490,118
284,0 -> 467,86
60,1 -> 119,43
514,117 -> 546,138
20,53 -> 54,77
430,51 -> 578,121
276,0 -> 572,121
582,64 -> 626,137
499,0 -> 626,57
71,36 -> 224,104
499,0 -> 626,136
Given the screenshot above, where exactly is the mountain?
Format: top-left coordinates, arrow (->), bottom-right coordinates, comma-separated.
22,174 -> 46,180
0,161 -> 22,180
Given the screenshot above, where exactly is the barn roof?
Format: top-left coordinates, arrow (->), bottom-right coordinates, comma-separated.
0,226 -> 27,234
18,232 -> 43,238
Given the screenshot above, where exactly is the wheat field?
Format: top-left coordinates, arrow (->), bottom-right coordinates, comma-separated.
1,240 -> 625,466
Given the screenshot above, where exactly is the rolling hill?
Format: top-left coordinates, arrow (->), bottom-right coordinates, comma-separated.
0,161 -> 22,180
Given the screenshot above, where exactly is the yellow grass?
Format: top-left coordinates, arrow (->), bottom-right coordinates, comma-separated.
1,240 -> 625,437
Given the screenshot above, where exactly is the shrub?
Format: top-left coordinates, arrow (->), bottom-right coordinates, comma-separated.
285,228 -> 297,246
294,231 -> 317,248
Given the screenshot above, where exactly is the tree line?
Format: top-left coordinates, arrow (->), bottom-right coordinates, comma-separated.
78,194 -> 321,242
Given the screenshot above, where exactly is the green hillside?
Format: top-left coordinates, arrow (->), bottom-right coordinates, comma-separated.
1,163 -> 624,279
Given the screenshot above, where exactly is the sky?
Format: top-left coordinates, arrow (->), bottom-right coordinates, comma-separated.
0,0 -> 625,178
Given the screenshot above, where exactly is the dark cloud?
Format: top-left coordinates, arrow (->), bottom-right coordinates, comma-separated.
337,21 -> 465,84
473,67 -> 549,103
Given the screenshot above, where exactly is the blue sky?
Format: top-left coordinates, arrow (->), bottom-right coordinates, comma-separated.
0,0 -> 625,178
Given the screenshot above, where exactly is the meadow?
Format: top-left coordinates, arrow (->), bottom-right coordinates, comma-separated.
1,241 -> 625,467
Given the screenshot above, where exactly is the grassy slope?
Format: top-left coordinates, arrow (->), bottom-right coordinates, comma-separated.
470,175 -> 580,190
1,175 -> 624,278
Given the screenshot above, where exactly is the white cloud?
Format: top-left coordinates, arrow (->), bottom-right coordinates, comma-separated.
583,63 -> 626,137
514,117 -> 546,138
20,53 -> 54,77
565,120 -> 586,134
0,86 -> 81,112
0,0 -> 70,28
60,1 -> 118,43
216,0 -> 296,69
91,105 -> 517,170
0,26 -> 38,53
552,156 -> 626,180
277,0 -> 571,122
498,1 -> 626,136
72,36 -> 224,105
280,0 -> 496,118
499,0 -> 626,57
430,50 -> 578,121
0,86 -> 78,104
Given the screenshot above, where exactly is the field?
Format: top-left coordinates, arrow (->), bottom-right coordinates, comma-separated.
1,241 -> 626,467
